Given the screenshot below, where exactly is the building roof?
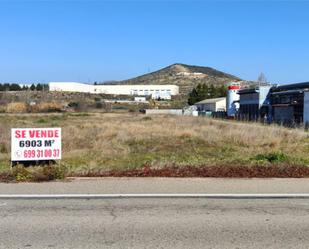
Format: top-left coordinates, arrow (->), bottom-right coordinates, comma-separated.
238,88 -> 258,94
195,97 -> 226,105
238,85 -> 272,95
273,82 -> 309,92
271,89 -> 304,96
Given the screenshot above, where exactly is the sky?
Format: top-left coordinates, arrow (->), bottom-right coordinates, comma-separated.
0,0 -> 309,84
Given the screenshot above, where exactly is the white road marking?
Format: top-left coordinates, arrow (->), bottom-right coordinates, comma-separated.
0,193 -> 309,199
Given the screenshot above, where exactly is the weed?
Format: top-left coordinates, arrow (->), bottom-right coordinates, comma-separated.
35,102 -> 63,113
68,113 -> 91,117
0,164 -> 68,182
254,152 -> 289,163
50,114 -> 67,121
141,116 -> 152,121
0,143 -> 7,153
12,165 -> 32,182
36,118 -> 48,124
6,102 -> 27,113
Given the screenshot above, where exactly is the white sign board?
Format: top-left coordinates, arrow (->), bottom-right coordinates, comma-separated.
11,128 -> 61,161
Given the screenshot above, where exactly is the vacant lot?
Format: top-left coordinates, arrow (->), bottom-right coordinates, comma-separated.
0,113 -> 309,180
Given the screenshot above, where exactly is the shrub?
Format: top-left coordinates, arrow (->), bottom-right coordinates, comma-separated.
35,102 -> 63,113
95,102 -> 103,109
0,143 -> 8,153
36,118 -> 48,123
67,101 -> 88,112
6,102 -> 27,113
12,165 -> 32,182
254,152 -> 289,163
0,105 -> 6,113
32,165 -> 66,181
68,102 -> 79,108
141,116 -> 152,121
10,164 -> 66,182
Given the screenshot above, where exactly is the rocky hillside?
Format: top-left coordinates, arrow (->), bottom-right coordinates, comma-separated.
115,63 -> 242,95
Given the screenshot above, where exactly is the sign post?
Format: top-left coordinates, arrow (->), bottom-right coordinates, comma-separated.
11,128 -> 61,164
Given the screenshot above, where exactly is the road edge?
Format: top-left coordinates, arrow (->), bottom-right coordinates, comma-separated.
1,193 -> 309,199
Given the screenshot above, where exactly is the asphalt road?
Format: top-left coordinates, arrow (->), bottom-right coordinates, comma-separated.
1,198 -> 309,249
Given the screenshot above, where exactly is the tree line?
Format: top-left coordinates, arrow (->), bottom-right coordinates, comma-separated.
0,83 -> 49,91
188,83 -> 227,105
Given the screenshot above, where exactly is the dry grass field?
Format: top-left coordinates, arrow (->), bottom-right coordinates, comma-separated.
0,113 -> 309,180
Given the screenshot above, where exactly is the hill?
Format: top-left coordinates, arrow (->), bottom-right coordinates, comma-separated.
115,63 -> 242,95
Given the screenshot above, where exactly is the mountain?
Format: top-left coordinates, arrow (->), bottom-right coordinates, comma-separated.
115,63 -> 242,95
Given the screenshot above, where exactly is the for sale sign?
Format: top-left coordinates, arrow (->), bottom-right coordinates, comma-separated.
11,128 -> 61,161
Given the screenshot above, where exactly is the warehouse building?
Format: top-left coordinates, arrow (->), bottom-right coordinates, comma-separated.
237,85 -> 272,121
194,97 -> 226,112
270,82 -> 309,125
236,82 -> 309,125
304,91 -> 309,125
271,90 -> 304,124
49,82 -> 179,100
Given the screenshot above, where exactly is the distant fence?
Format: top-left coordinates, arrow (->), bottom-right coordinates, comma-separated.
197,111 -> 227,119
235,113 -> 306,128
212,111 -> 227,119
145,109 -> 183,116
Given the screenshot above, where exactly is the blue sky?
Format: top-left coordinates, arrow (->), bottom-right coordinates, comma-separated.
0,0 -> 308,84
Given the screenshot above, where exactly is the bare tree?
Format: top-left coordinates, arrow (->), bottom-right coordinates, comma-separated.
257,72 -> 268,85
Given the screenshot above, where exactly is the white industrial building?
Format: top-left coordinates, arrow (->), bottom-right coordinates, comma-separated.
49,82 -> 179,100
194,97 -> 226,112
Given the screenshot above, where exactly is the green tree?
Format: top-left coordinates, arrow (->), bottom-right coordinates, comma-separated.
218,85 -> 227,97
36,83 -> 43,91
10,84 -> 21,91
42,84 -> 49,91
188,88 -> 199,105
30,84 -> 36,91
3,83 -> 10,91
200,84 -> 209,99
208,84 -> 216,98
22,85 -> 29,91
188,84 -> 228,105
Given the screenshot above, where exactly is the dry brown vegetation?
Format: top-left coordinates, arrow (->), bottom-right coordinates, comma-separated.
31,102 -> 63,113
5,102 -> 28,113
0,113 -> 309,180
2,102 -> 63,113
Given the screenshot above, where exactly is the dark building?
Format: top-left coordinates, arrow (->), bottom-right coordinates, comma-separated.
272,82 -> 309,93
236,82 -> 309,125
270,82 -> 309,125
237,85 -> 272,121
270,90 -> 304,124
